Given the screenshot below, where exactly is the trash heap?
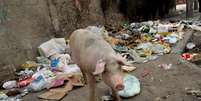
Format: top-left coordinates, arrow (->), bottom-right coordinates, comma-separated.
110,20 -> 201,63
103,20 -> 188,63
1,38 -> 85,101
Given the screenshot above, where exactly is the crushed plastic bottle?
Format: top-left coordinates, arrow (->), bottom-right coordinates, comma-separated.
3,80 -> 17,89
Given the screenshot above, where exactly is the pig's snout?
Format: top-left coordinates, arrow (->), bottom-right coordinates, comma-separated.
112,74 -> 124,91
115,83 -> 124,91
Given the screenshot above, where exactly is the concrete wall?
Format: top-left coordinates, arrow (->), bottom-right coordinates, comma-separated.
0,0 -> 54,67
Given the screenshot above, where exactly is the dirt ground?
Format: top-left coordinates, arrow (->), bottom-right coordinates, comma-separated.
22,54 -> 201,101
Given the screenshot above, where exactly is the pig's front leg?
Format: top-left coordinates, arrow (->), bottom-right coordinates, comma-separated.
79,68 -> 87,84
112,89 -> 122,101
86,73 -> 96,101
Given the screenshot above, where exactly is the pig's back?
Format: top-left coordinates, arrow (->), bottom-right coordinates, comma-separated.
69,29 -> 115,72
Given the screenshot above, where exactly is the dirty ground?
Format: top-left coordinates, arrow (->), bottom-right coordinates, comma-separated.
22,54 -> 201,101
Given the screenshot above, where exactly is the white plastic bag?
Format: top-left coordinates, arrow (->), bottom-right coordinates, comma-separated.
118,74 -> 141,98
38,38 -> 67,57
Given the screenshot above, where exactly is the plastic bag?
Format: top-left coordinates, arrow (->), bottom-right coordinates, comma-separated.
50,54 -> 71,71
29,69 -> 56,92
29,75 -> 48,92
63,64 -> 81,74
36,56 -> 50,64
48,77 -> 64,88
38,38 -> 67,57
157,24 -> 170,33
118,74 -> 141,98
17,77 -> 33,88
164,35 -> 178,44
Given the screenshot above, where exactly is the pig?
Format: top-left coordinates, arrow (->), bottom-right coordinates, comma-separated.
69,29 -> 128,101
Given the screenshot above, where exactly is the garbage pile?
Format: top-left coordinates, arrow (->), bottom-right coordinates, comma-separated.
103,20 -> 201,63
1,38 -> 85,101
97,21 -> 182,63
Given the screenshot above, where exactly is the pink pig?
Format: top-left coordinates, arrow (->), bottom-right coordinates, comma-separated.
69,29 -> 128,101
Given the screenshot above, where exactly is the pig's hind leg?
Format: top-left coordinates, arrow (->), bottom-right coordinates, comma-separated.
86,73 -> 96,101
79,67 -> 87,84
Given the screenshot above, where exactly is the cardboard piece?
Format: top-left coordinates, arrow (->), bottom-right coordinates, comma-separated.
122,65 -> 137,72
38,82 -> 73,100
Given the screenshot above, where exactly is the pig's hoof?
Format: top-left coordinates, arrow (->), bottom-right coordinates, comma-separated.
116,97 -> 122,101
114,96 -> 122,101
101,95 -> 115,101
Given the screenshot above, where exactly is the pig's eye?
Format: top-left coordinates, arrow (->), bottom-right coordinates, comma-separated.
103,68 -> 107,74
103,64 -> 108,73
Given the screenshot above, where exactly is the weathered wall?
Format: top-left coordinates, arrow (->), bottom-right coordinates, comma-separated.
0,0 -> 54,66
0,0 -> 55,84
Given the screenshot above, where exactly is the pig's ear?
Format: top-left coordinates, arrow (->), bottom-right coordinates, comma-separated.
113,54 -> 131,66
93,59 -> 106,75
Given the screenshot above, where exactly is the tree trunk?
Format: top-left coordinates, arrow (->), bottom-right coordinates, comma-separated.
194,0 -> 199,10
169,0 -> 177,16
186,0 -> 194,18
